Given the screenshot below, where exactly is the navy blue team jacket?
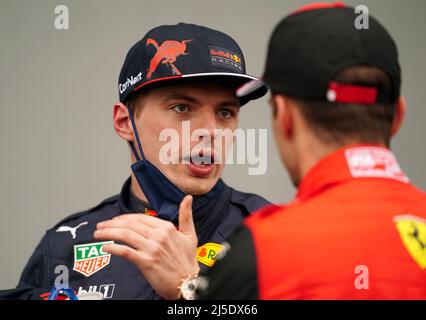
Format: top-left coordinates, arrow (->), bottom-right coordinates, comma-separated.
8,178 -> 269,300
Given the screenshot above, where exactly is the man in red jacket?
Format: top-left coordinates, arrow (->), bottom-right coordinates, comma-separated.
193,2 -> 426,299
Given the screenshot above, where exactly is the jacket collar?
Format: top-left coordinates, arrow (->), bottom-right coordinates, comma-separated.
118,177 -> 151,214
295,144 -> 410,202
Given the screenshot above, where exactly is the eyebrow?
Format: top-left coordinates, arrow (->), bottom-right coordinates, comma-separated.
162,93 -> 240,108
218,100 -> 240,109
162,94 -> 199,104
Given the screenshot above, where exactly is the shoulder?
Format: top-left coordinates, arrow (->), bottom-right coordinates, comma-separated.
20,193 -> 123,287
228,187 -> 272,214
197,224 -> 259,299
244,198 -> 310,231
38,193 -> 122,259
50,193 -> 120,231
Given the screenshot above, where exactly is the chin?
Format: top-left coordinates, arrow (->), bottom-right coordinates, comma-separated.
162,164 -> 222,195
179,176 -> 219,195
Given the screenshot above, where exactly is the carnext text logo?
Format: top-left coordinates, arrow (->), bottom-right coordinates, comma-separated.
119,72 -> 143,94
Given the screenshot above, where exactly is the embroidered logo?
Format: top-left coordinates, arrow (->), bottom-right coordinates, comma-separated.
196,242 -> 224,267
345,147 -> 409,183
394,215 -> 426,270
56,222 -> 88,239
146,38 -> 192,79
73,241 -> 114,277
209,45 -> 242,72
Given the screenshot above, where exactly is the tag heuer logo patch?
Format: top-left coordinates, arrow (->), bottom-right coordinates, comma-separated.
196,242 -> 224,267
393,215 -> 426,270
73,241 -> 114,277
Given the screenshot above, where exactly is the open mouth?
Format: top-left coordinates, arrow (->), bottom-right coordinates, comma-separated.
190,153 -> 215,165
184,150 -> 216,177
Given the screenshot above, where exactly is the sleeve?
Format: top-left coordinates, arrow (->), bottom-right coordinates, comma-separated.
0,235 -> 52,300
196,224 -> 259,300
17,234 -> 50,290
0,287 -> 49,300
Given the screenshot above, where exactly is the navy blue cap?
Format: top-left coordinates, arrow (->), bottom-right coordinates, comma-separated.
118,23 -> 268,106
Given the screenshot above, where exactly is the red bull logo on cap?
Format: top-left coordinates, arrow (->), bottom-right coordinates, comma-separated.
146,38 -> 192,79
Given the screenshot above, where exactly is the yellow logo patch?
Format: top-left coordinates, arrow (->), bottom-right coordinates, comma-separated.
393,215 -> 426,270
196,243 -> 224,267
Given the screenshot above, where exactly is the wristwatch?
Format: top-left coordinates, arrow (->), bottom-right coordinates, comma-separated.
178,274 -> 199,300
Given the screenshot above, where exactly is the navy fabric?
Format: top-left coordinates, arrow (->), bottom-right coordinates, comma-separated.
118,23 -> 267,105
12,177 -> 270,300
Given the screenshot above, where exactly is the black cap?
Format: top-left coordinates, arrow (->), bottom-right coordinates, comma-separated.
118,23 -> 268,106
238,2 -> 401,105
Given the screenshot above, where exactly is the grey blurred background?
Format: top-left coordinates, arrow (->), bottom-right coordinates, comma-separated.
0,0 -> 425,289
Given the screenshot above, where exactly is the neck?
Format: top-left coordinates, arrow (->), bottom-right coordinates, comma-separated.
129,148 -> 149,203
130,173 -> 149,203
298,143 -> 339,185
294,136 -> 372,186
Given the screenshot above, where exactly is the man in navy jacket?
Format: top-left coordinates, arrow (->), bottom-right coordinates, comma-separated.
3,23 -> 269,300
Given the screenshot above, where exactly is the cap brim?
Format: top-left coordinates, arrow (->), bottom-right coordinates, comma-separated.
132,72 -> 268,106
236,78 -> 270,104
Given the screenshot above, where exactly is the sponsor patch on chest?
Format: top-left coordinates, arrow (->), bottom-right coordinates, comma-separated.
73,241 -> 113,277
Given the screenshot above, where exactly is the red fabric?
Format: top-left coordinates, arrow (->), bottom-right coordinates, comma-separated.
245,144 -> 426,299
133,75 -> 182,92
328,81 -> 378,104
291,2 -> 346,15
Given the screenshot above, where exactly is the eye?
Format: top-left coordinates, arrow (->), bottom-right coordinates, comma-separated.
218,108 -> 235,119
172,104 -> 190,113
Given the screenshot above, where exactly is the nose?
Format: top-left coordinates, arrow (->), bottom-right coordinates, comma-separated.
192,109 -> 219,142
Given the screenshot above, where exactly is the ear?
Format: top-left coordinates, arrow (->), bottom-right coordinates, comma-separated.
391,96 -> 406,137
113,102 -> 134,142
272,94 -> 293,139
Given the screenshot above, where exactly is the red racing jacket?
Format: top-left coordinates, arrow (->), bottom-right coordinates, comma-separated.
198,145 -> 426,299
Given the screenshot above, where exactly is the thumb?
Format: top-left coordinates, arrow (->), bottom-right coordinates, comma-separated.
178,195 -> 196,239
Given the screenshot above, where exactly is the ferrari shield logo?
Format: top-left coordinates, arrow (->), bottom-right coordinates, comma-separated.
196,242 -> 224,267
393,215 -> 426,270
73,241 -> 114,277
